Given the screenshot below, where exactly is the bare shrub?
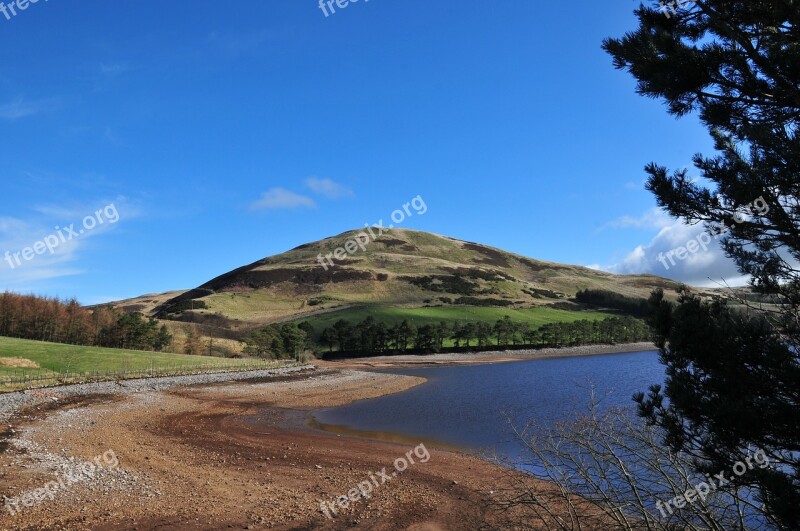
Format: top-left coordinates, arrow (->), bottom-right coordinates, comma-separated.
487,396 -> 783,530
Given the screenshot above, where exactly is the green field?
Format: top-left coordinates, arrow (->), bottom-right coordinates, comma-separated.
299,304 -> 614,331
0,336 -> 288,392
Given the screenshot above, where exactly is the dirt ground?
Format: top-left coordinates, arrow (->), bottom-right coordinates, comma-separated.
0,369 -> 541,530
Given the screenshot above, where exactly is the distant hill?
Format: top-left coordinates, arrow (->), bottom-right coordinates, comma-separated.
109,229 -> 710,334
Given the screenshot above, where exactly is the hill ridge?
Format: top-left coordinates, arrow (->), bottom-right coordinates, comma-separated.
102,229 -> 698,329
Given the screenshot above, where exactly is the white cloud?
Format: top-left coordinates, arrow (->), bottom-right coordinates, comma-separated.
251,188 -> 316,210
305,177 -> 353,199
600,211 -> 748,287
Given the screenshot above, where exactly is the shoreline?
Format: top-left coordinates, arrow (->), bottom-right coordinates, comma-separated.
1,368 -> 539,529
317,341 -> 658,369
0,344 -> 656,529
0,364 -> 315,424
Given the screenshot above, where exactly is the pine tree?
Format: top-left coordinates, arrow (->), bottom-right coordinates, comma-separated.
605,2 -> 800,526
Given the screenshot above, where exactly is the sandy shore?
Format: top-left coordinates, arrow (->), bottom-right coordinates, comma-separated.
318,341 -> 657,369
0,343 -> 654,529
0,368 -> 543,530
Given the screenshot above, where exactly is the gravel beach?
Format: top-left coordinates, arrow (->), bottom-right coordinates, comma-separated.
0,367 -> 539,530
0,345 -> 652,529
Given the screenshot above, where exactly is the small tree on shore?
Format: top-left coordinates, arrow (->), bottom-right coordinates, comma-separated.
491,400 -> 783,530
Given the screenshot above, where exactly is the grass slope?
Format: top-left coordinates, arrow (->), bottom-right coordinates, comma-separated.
299,305 -> 614,331
0,336 -> 283,392
138,229 -> 701,331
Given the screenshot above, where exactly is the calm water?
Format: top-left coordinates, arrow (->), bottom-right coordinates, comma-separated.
313,351 -> 665,461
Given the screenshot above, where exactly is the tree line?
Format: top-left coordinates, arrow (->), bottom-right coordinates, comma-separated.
0,292 -> 172,351
574,289 -> 650,317
316,315 -> 651,355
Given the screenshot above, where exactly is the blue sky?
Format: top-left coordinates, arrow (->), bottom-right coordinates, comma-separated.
0,0 -> 739,304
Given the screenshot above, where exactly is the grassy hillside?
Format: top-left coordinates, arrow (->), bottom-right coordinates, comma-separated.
121,229 -> 707,334
296,305 -> 614,331
0,336 -> 285,392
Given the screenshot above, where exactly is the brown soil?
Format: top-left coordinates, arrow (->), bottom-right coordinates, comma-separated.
0,369 -> 541,530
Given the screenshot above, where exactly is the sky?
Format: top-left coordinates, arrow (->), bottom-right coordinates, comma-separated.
0,0 -> 745,305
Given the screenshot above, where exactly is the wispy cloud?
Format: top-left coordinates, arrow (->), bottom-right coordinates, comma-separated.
251,188 -> 316,211
0,215 -> 85,287
0,198 -> 130,290
598,207 -> 674,231
305,177 -> 353,199
0,97 -> 56,120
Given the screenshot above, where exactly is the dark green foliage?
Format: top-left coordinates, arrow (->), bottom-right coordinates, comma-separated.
444,268 -> 512,282
575,289 -> 649,317
603,0 -> 800,311
453,321 -> 477,347
163,299 -> 208,313
493,316 -> 515,345
536,316 -> 650,347
475,322 -> 493,347
111,312 -> 172,351
413,324 -> 439,351
402,275 -> 480,295
244,323 -> 308,360
640,290 -> 800,528
153,324 -> 173,352
317,315 -> 651,355
605,2 -> 800,527
320,327 -> 335,353
523,288 -> 563,299
332,319 -> 356,351
297,321 -> 314,347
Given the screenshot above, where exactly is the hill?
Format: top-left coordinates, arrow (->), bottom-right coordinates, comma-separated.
106,229 -> 708,335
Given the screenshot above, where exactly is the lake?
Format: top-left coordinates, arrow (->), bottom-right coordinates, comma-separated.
312,350 -> 665,462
